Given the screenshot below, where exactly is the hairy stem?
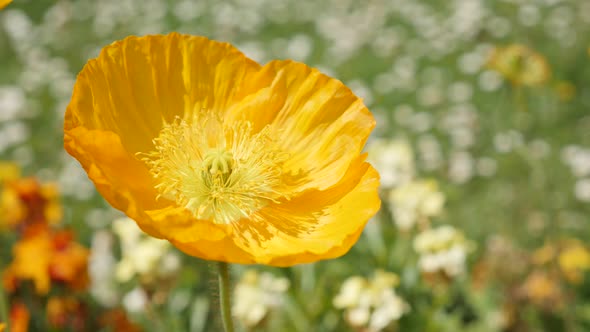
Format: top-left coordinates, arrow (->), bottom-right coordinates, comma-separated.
217,262 -> 234,332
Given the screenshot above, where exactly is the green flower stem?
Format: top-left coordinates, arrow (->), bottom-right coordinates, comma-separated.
513,84 -> 528,112
217,262 -> 234,332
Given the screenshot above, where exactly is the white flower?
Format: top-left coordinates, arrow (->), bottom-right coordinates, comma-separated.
233,270 -> 290,328
89,230 -> 118,307
0,86 -> 26,122
414,225 -> 470,277
334,270 -> 409,332
112,217 -> 180,283
123,287 -> 148,314
370,289 -> 409,331
367,139 -> 415,189
574,178 -> 590,202
388,179 -> 445,230
333,276 -> 367,308
562,146 -> 590,178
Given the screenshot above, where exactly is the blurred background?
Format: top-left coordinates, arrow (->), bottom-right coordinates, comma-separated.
1,0 -> 590,331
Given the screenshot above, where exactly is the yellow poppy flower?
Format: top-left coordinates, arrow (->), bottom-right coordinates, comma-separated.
0,0 -> 11,10
64,33 -> 380,266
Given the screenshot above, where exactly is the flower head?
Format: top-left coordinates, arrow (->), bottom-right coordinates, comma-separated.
64,33 -> 380,266
333,270 -> 409,332
521,271 -> 563,309
388,179 -> 445,231
232,269 -> 290,328
0,177 -> 62,232
558,241 -> 590,284
488,44 -> 550,86
366,138 -> 414,189
112,217 -> 180,283
413,225 -> 471,278
46,296 -> 87,331
9,302 -> 29,332
99,308 -> 143,332
3,225 -> 89,294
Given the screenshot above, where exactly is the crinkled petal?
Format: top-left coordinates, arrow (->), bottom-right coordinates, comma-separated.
65,33 -> 263,239
226,60 -> 375,192
64,127 -> 166,238
65,33 -> 261,153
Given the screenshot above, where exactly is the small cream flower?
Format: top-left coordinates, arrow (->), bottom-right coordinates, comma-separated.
367,139 -> 415,189
112,217 -> 180,283
232,269 -> 290,328
334,270 -> 409,332
388,179 -> 445,230
414,225 -> 470,277
122,287 -> 148,313
89,230 -> 118,307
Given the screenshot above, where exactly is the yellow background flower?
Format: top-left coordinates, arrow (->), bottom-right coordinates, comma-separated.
64,33 -> 380,266
488,44 -> 550,86
0,0 -> 11,10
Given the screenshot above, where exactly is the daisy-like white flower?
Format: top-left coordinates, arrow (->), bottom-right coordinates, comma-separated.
414,225 -> 470,277
232,269 -> 290,328
334,270 -> 409,332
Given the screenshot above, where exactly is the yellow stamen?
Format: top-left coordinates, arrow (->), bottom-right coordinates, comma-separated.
142,111 -> 288,224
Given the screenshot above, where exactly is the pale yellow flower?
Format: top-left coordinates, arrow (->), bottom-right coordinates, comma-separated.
232,269 -> 290,328
112,217 -> 180,283
414,225 -> 470,277
388,179 -> 445,230
334,270 -> 409,332
367,138 -> 415,189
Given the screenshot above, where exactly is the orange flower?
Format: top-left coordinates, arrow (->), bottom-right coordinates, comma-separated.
521,271 -> 563,308
3,226 -> 89,294
64,33 -> 380,266
46,296 -> 88,331
9,302 -> 30,332
100,308 -> 143,332
49,230 -> 90,290
0,176 -> 63,231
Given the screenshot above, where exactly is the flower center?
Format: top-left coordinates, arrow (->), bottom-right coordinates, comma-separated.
203,148 -> 233,176
142,112 -> 288,224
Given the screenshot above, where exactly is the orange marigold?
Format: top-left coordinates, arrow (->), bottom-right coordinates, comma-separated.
99,308 -> 143,332
46,296 -> 88,331
64,33 -> 380,266
3,226 -> 89,294
0,176 -> 63,232
9,302 -> 30,332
